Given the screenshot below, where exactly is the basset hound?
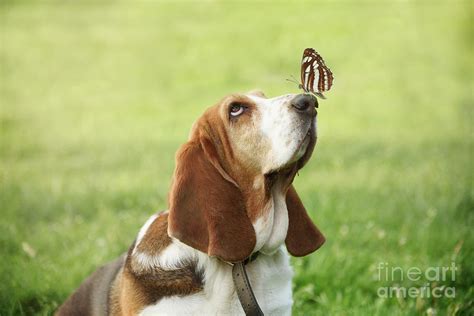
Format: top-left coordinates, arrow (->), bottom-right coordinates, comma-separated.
57,91 -> 325,316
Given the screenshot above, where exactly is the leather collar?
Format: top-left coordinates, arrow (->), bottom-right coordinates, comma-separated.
232,253 -> 264,316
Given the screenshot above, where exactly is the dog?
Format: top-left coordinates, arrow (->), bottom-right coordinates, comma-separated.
56,90 -> 325,315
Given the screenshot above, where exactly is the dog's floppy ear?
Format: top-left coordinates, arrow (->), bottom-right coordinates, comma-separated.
285,185 -> 325,256
168,138 -> 256,263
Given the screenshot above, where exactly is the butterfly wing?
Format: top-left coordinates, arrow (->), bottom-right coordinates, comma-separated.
300,48 -> 315,92
313,52 -> 333,93
300,48 -> 334,98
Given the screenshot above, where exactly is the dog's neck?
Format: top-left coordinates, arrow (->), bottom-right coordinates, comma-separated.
252,179 -> 289,255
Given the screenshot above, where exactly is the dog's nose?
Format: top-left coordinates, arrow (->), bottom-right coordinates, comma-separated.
291,94 -> 318,114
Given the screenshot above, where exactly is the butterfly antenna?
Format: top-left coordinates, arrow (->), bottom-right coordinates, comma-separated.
285,75 -> 299,86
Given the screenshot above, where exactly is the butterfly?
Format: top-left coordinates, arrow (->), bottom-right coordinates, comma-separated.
288,48 -> 334,99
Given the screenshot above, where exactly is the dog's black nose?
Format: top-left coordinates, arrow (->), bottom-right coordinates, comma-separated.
291,94 -> 318,113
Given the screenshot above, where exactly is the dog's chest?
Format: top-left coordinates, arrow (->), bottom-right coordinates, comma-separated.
139,249 -> 294,316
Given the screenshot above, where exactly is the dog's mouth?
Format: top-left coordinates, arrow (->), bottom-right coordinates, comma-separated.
294,121 -> 315,160
295,119 -> 317,169
266,121 -> 316,176
264,127 -> 314,187
292,131 -> 310,160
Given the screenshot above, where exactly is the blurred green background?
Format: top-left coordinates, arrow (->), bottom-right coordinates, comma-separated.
1,1 -> 472,315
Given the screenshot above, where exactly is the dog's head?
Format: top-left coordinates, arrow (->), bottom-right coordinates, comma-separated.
168,91 -> 325,262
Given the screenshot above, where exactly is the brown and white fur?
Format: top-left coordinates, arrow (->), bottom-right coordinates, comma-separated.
57,91 -> 325,316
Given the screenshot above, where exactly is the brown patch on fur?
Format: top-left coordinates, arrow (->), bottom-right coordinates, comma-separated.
110,244 -> 203,315
134,212 -> 171,258
108,267 -> 124,316
241,174 -> 275,222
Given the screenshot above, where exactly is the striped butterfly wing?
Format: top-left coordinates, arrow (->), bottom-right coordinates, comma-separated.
300,48 -> 333,99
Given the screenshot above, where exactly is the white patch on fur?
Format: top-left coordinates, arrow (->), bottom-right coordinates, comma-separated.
139,242 -> 293,316
157,239 -> 198,269
252,201 -> 274,252
252,184 -> 289,255
134,238 -> 198,271
133,251 -> 162,270
261,185 -> 289,254
248,94 -> 313,174
253,177 -> 264,190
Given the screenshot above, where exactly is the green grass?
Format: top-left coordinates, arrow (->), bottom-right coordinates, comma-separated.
1,1 -> 472,315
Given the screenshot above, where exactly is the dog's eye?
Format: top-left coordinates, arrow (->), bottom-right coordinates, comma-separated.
229,103 -> 245,117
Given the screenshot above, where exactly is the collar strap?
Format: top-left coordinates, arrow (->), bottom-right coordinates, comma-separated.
232,253 -> 264,316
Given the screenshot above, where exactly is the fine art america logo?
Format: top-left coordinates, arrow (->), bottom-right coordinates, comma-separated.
376,262 -> 457,298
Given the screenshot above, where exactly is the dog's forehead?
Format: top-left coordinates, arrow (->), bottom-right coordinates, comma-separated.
246,94 -> 295,107
197,93 -> 297,129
